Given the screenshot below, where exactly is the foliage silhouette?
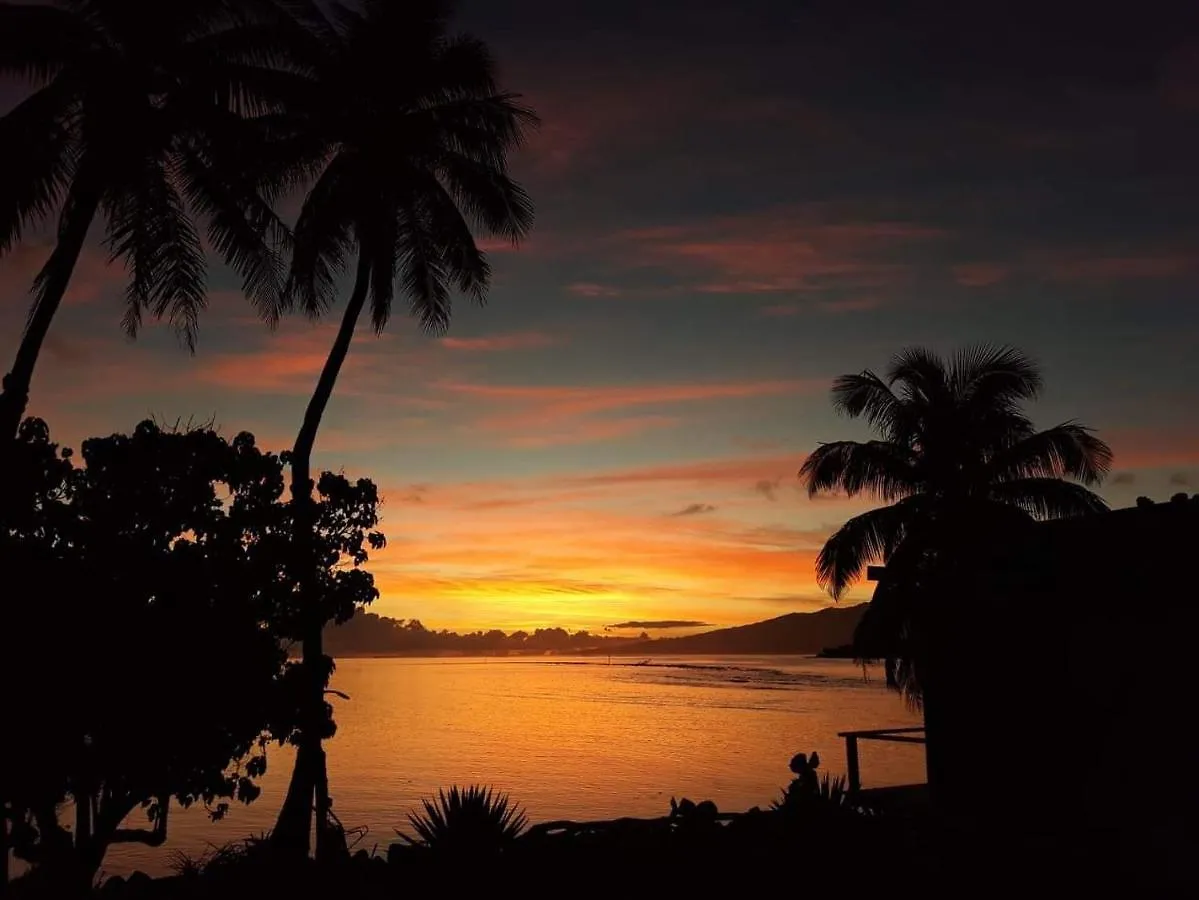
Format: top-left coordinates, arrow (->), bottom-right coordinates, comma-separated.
0,0 -> 298,442
799,345 -> 1112,707
771,752 -> 854,814
3,418 -> 383,888
398,786 -> 528,857
323,612 -> 654,656
258,0 -> 536,857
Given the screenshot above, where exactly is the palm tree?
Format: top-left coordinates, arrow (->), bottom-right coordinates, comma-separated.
264,0 -> 535,857
799,346 -> 1111,715
0,0 -> 296,444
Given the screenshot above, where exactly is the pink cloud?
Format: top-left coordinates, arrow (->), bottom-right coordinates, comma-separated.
953,262 -> 1009,287
503,414 -> 681,448
476,236 -> 526,254
1107,427 -> 1199,471
818,295 -> 883,313
438,378 -> 819,417
516,65 -> 733,175
1049,255 -> 1196,281
756,297 -> 881,317
0,240 -> 127,308
429,377 -> 821,448
438,331 -> 558,352
759,303 -> 802,317
567,282 -> 623,298
611,212 -> 944,294
563,453 -> 803,488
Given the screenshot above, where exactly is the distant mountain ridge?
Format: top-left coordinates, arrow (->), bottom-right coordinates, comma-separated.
322,606 -> 867,658
585,606 -> 866,657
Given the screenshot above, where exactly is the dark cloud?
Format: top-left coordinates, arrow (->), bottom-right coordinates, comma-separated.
1168,472 -> 1192,486
754,477 -> 782,501
669,502 -> 717,517
1112,472 -> 1137,485
401,484 -> 430,503
605,620 -> 711,630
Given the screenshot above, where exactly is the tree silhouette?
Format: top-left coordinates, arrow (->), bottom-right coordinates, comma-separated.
3,419 -> 383,888
799,346 -> 1112,707
260,0 -> 536,858
0,0 -> 295,443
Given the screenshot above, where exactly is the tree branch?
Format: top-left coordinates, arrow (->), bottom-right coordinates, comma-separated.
109,795 -> 169,847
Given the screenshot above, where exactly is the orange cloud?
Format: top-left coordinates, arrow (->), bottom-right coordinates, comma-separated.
438,331 -> 558,352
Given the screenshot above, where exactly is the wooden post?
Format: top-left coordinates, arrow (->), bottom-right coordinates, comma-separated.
845,735 -> 861,793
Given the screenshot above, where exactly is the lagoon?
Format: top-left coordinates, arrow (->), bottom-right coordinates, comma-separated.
103,655 -> 924,876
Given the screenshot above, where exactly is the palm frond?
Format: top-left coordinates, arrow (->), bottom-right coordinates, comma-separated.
988,422 -> 1113,486
987,477 -> 1108,520
829,370 -> 912,442
104,159 -> 207,349
951,343 -> 1043,408
887,346 -> 951,407
799,440 -> 919,502
0,82 -> 79,255
0,2 -> 91,83
395,201 -> 452,334
815,502 -> 918,599
176,135 -> 291,323
434,149 -> 535,241
415,170 -> 491,302
363,201 -> 399,331
287,155 -> 356,317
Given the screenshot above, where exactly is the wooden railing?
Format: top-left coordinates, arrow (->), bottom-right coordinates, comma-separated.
836,726 -> 926,793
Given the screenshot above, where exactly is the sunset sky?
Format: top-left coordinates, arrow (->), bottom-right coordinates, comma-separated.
2,0 -> 1198,633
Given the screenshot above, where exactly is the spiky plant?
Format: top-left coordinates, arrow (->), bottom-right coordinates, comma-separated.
773,772 -> 852,811
398,785 -> 528,855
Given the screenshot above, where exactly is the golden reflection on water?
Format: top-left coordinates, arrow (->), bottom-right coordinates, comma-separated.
103,656 -> 922,876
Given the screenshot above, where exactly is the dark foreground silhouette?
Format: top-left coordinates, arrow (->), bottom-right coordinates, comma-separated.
10,750 -> 1184,897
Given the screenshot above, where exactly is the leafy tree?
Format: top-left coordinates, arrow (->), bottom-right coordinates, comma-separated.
0,0 -> 295,443
3,419 -> 383,888
260,0 -> 536,857
798,346 -> 1111,712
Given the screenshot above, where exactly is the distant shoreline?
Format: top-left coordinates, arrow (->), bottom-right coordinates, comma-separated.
324,650 -> 833,660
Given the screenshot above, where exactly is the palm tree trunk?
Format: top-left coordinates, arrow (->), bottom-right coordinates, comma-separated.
0,193 -> 100,443
1,201 -> 100,888
272,255 -> 371,858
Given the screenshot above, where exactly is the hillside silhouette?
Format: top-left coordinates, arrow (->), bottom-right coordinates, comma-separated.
585,607 -> 866,656
321,607 -> 868,658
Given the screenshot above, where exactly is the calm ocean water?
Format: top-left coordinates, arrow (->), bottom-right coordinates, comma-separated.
100,655 -> 924,876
